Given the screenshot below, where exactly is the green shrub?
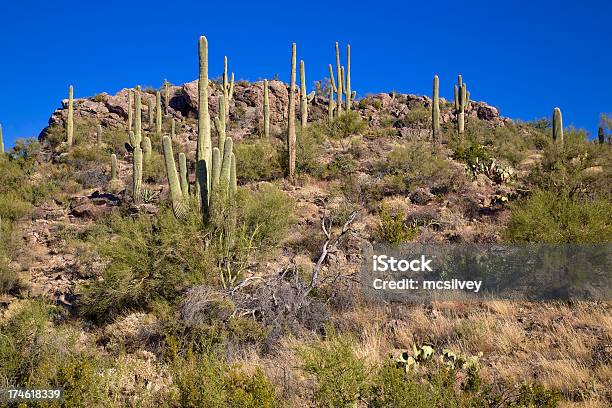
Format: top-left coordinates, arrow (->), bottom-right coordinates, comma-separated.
0,192 -> 32,220
171,353 -> 278,408
374,142 -> 450,194
234,138 -> 283,182
324,153 -> 358,180
505,190 -> 612,243
376,202 -> 418,244
403,104 -> 430,128
299,331 -> 369,408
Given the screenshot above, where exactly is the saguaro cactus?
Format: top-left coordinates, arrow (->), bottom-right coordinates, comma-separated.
230,152 -> 237,199
220,138 -> 233,195
335,42 -> 343,116
345,44 -> 352,110
67,85 -> 74,146
156,91 -> 162,135
0,124 -> 4,154
222,56 -> 235,119
178,153 -> 189,198
111,154 -> 118,179
133,147 -> 143,203
263,80 -> 270,138
135,86 -> 142,147
162,136 -> 187,218
454,75 -> 470,134
127,89 -> 133,132
97,124 -> 103,146
552,107 -> 564,144
142,136 -> 152,163
212,147 -> 221,192
598,127 -> 605,144
215,94 -> 227,158
300,60 -> 308,127
196,36 -> 212,215
287,43 -> 297,182
171,118 -> 176,139
148,98 -> 154,128
432,75 -> 440,142
163,79 -> 170,114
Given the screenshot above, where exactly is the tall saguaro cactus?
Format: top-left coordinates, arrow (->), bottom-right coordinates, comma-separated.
142,136 -> 152,163
598,127 -> 605,144
345,44 -> 352,110
134,86 -> 142,147
335,42 -> 343,116
171,118 -> 176,139
196,36 -> 212,215
0,124 -> 4,154
148,98 -> 154,128
111,154 -> 117,180
222,56 -> 235,118
156,91 -> 162,135
127,89 -> 133,132
432,75 -> 440,142
553,107 -> 564,145
287,43 -> 297,182
162,136 -> 187,218
133,147 -> 143,203
454,75 -> 470,134
67,85 -> 74,146
163,79 -> 170,114
263,80 -> 270,138
300,60 -> 308,127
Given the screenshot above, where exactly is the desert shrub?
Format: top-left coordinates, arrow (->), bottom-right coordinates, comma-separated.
92,93 -> 106,102
299,331 -> 369,408
528,129 -> 611,200
505,189 -> 612,243
376,202 -> 418,244
234,138 -> 283,182
402,103 -> 431,128
324,153 -> 358,180
79,205 -> 213,322
0,220 -> 25,295
0,192 -> 32,220
279,126 -> 325,178
143,151 -> 167,183
374,142 -> 450,194
170,353 -> 278,408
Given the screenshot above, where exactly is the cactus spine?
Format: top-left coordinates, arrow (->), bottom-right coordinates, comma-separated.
111,154 -> 117,179
552,107 -> 563,144
156,91 -> 162,136
196,36 -> 212,215
300,60 -> 308,127
263,80 -> 270,138
345,44 -> 352,110
135,86 -> 142,147
178,152 -> 189,198
67,85 -> 74,146
0,124 -> 4,154
142,136 -> 152,163
432,75 -> 440,142
287,43 -> 297,182
97,124 -> 103,146
454,75 -> 469,134
598,127 -> 605,144
163,79 -> 170,114
133,147 -> 143,203
222,56 -> 235,119
162,136 -> 187,218
127,89 -> 133,132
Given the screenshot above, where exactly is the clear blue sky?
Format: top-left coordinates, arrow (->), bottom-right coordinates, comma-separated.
1,0 -> 610,147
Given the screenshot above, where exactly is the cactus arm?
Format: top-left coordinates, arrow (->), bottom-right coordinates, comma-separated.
178,153 -> 189,197
135,86 -> 142,147
300,60 -> 308,127
142,136 -> 152,163
127,89 -> 133,132
328,64 -> 337,92
229,152 -> 237,199
111,154 -> 117,180
220,137 -> 233,195
335,42 -> 343,116
162,136 -> 187,218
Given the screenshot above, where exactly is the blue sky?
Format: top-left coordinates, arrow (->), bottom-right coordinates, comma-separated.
1,1 -> 610,147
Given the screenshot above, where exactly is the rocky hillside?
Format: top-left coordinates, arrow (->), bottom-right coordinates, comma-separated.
1,71 -> 610,407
